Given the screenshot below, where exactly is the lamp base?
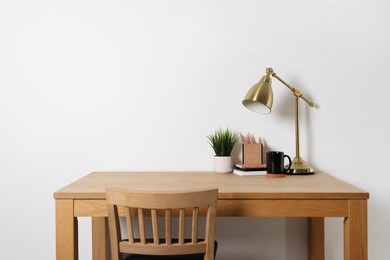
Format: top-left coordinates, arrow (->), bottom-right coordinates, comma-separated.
285,157 -> 315,175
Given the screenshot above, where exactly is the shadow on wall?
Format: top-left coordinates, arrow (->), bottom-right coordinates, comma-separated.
216,217 -> 308,260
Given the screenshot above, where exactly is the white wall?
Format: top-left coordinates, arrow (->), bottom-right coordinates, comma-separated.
1,0 -> 389,259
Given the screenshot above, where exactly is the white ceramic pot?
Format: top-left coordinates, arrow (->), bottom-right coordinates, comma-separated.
213,156 -> 233,173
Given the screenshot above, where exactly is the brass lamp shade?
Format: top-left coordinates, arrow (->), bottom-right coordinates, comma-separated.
242,74 -> 273,114
242,67 -> 315,175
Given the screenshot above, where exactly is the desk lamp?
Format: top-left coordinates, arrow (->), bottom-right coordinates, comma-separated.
242,68 -> 315,174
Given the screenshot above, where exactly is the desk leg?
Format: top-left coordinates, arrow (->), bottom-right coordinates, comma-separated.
92,217 -> 111,260
56,200 -> 78,260
344,200 -> 368,260
308,217 -> 324,260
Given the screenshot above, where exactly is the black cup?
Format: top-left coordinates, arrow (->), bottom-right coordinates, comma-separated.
267,151 -> 292,174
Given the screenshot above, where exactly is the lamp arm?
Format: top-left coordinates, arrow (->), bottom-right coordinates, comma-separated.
269,70 -> 314,107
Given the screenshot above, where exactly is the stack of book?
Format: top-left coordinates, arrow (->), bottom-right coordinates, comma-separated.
233,163 -> 267,176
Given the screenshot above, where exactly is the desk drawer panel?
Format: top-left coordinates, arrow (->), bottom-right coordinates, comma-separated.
75,200 -> 208,217
75,200 -> 109,217
74,199 -> 348,217
217,199 -> 349,217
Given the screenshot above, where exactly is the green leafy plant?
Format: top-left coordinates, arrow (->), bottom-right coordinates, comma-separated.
207,128 -> 239,156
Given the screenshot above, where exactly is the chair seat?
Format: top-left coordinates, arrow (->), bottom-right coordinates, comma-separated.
123,239 -> 218,260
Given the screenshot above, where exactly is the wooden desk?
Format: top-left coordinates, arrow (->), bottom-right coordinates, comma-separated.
54,172 -> 369,260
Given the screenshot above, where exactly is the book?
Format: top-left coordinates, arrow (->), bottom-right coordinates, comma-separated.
233,167 -> 266,176
235,163 -> 267,170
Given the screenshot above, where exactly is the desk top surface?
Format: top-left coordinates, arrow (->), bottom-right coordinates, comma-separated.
54,172 -> 368,200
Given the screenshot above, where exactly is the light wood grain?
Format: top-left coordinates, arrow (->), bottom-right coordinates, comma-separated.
192,208 -> 199,243
106,187 -> 218,259
125,208 -> 134,243
54,172 -> 369,260
165,209 -> 172,245
308,217 -> 324,260
107,204 -> 121,260
92,217 -> 111,260
151,209 -> 159,244
55,172 -> 368,200
75,199 -> 349,217
56,200 -> 78,260
344,200 -> 368,260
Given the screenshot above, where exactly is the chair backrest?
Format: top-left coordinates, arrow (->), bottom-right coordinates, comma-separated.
106,186 -> 218,260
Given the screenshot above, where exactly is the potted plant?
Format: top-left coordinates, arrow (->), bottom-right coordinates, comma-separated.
207,128 -> 239,173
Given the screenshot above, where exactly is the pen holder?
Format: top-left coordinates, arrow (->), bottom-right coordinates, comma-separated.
242,144 -> 263,165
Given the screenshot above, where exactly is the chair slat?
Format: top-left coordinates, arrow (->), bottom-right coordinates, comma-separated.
125,207 -> 134,243
151,209 -> 159,245
205,204 -> 217,260
165,209 -> 172,245
138,208 -> 146,244
107,204 -> 122,260
192,207 -> 199,243
179,208 -> 185,244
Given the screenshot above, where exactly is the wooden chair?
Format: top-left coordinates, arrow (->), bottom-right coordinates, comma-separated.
106,187 -> 218,260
